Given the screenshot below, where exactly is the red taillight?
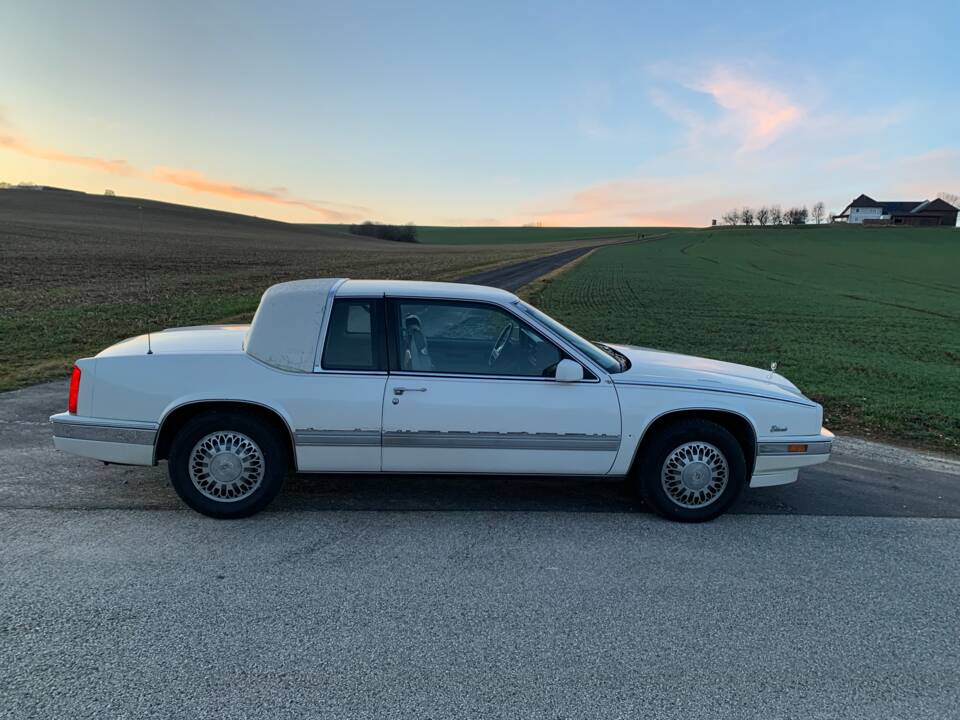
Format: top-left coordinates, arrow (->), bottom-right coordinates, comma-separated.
68,365 -> 81,414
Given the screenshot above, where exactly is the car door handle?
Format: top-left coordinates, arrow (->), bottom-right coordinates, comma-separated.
393,387 -> 427,395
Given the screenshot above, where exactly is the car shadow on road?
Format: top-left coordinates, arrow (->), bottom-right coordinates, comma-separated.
276,473 -> 645,513
273,464 -> 960,518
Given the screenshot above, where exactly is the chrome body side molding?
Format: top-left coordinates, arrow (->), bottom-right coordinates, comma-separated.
50,413 -> 158,446
382,430 -> 621,452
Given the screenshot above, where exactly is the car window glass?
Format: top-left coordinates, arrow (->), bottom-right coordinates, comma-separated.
322,299 -> 381,371
394,300 -> 562,377
346,303 -> 371,334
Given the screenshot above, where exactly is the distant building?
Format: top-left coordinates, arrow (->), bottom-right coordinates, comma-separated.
835,194 -> 958,226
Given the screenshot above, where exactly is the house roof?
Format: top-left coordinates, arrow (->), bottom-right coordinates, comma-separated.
923,198 -> 959,212
878,201 -> 925,214
840,194 -> 958,216
847,194 -> 879,208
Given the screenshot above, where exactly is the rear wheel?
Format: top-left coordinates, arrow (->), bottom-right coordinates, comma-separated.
635,419 -> 746,522
168,411 -> 288,518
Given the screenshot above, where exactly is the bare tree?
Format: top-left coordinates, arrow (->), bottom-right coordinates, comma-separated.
741,207 -> 754,226
812,201 -> 825,224
722,209 -> 740,226
786,206 -> 809,225
756,206 -> 770,226
769,205 -> 783,225
938,192 -> 960,207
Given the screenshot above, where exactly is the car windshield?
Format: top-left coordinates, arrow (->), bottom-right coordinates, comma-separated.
515,301 -> 624,374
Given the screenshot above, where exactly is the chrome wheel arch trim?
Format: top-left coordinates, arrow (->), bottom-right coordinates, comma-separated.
624,406 -> 759,476
153,398 -> 299,470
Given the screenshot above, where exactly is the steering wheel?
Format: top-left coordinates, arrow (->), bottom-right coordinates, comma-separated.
488,323 -> 513,367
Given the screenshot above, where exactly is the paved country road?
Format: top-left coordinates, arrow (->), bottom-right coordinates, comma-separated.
2,250 -> 960,719
457,243 -> 602,291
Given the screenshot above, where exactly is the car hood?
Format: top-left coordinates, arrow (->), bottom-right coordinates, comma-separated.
606,343 -> 808,402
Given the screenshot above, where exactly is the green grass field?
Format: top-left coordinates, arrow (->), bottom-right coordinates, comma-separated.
311,224 -> 674,245
530,225 -> 960,453
413,226 -> 671,245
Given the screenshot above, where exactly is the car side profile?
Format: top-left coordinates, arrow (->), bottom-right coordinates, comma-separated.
51,278 -> 833,521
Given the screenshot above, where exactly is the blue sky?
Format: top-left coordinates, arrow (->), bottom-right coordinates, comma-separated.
1,0 -> 957,225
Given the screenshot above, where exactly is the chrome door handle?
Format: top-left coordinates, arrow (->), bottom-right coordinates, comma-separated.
393,387 -> 427,395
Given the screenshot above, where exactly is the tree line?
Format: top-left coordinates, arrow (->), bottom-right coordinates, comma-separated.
349,221 -> 418,243
721,202 -> 826,226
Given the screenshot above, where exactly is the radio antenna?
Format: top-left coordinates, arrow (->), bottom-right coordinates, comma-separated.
139,204 -> 153,355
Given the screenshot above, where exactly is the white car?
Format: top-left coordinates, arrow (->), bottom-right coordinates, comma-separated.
51,278 -> 832,521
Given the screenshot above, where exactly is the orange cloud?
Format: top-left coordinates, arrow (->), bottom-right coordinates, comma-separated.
0,125 -> 366,221
520,177 -> 738,227
151,166 -> 362,221
0,133 -> 135,175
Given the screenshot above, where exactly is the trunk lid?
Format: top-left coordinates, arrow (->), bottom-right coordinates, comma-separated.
96,325 -> 250,357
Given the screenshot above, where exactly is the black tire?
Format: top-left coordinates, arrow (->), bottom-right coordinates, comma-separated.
634,419 -> 746,522
167,410 -> 288,518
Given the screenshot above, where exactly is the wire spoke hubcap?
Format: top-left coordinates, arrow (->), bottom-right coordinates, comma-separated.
661,441 -> 729,509
189,431 -> 265,502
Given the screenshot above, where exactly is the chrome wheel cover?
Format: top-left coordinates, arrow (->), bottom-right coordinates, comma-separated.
188,431 -> 265,502
660,441 -> 729,509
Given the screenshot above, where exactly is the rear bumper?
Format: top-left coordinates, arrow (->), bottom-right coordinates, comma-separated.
50,413 -> 157,466
750,427 -> 833,488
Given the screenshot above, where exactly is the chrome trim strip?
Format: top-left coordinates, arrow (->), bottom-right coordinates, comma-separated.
389,371 -> 599,384
51,419 -> 157,446
383,430 -> 620,451
312,278 -> 349,372
757,441 -> 832,456
613,380 -> 816,407
294,429 -> 380,447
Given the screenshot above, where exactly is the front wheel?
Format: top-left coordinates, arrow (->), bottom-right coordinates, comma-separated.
168,411 -> 288,518
635,419 -> 746,522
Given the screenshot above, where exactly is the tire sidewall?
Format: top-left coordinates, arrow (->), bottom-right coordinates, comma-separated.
638,420 -> 747,522
168,411 -> 288,518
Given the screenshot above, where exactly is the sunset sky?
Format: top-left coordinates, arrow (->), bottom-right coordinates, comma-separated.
1,0 -> 957,226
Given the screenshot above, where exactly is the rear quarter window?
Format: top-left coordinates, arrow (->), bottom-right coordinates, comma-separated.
321,299 -> 385,371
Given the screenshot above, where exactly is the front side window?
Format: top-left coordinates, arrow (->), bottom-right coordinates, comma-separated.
515,301 -> 623,373
391,300 -> 563,377
321,299 -> 385,371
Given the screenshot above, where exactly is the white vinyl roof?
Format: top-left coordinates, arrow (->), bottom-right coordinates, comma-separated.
337,279 -> 517,302
245,278 -> 518,372
245,278 -> 342,373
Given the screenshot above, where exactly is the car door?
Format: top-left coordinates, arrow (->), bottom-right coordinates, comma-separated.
381,298 -> 621,475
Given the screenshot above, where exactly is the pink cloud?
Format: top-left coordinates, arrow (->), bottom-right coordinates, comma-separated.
518,177 -> 741,227
152,167 -> 364,221
691,68 -> 801,152
0,124 -> 366,221
0,133 -> 136,176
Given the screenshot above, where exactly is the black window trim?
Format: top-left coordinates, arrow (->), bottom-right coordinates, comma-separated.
384,296 -> 599,382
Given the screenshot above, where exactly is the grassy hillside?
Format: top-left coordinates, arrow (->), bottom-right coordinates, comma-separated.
530,225 -> 960,452
309,224 -> 675,245
0,190 -> 582,390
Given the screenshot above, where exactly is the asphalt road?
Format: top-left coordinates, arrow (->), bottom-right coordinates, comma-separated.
2,248 -> 960,718
456,244 -> 603,291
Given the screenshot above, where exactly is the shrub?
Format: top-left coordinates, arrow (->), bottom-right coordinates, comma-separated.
349,221 -> 418,243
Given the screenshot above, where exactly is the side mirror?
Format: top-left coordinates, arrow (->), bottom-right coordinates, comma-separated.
555,359 -> 584,383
